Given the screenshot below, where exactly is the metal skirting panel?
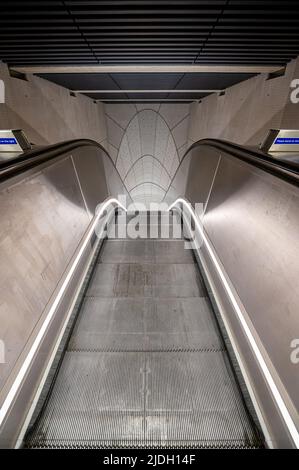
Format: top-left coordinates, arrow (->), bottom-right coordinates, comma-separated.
25,235 -> 262,448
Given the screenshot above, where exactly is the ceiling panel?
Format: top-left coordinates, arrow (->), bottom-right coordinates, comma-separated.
37,73 -> 120,90
173,72 -> 256,89
111,73 -> 183,90
0,0 -> 298,67
34,72 -> 255,101
0,0 -> 298,102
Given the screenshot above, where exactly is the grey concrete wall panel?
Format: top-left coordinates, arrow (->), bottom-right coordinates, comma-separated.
0,157 -> 89,394
0,63 -> 107,149
187,58 -> 299,148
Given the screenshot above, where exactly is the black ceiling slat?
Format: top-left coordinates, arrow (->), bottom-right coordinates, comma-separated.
0,0 -> 298,92
2,43 -> 297,50
2,36 -> 299,42
2,45 -> 298,52
4,51 -> 294,57
5,38 -> 298,44
3,30 -> 299,36
1,11 -> 223,17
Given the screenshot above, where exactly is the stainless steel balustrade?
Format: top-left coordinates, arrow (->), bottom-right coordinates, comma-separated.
165,141 -> 299,448
0,141 -> 130,448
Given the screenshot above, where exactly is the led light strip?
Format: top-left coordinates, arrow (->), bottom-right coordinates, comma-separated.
168,197 -> 299,448
0,197 -> 127,428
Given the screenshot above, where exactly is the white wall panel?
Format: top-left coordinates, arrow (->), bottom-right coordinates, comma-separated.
106,104 -> 190,206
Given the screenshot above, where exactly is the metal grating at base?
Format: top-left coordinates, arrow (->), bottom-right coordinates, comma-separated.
25,225 -> 263,449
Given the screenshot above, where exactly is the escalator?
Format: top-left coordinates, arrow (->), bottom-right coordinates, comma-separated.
24,213 -> 262,448
1,138 -> 299,449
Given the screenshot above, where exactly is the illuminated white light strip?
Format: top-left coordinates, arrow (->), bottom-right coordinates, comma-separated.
0,197 -> 127,428
168,197 -> 299,448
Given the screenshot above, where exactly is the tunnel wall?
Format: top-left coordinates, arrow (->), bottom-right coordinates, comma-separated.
0,62 -> 107,148
104,103 -> 191,206
188,56 -> 299,147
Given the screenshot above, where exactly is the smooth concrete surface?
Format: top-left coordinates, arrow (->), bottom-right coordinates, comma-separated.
25,225 -> 261,448
0,157 -> 89,394
0,63 -> 107,148
187,57 -> 299,147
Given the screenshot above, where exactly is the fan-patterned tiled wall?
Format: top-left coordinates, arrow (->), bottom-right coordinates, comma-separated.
105,103 -> 191,207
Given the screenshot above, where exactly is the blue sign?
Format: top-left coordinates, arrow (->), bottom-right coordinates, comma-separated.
274,137 -> 299,145
0,137 -> 17,145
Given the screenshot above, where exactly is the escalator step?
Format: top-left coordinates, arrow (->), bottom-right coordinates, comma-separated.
26,351 -> 259,449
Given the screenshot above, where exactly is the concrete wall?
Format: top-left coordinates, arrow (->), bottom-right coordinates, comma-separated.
0,62 -> 107,147
3,54 -> 299,178
188,57 -> 299,147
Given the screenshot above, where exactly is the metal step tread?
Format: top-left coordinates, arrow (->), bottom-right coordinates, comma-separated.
26,350 -> 260,449
69,297 -> 223,351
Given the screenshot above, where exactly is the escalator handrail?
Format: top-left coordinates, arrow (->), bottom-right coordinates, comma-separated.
168,138 -> 299,192
0,139 -> 117,183
1,137 -> 299,188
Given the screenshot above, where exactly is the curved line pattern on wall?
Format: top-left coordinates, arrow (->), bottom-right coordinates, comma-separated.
122,154 -> 172,181
124,155 -> 171,192
129,181 -> 166,193
130,182 -> 166,205
105,104 -> 190,207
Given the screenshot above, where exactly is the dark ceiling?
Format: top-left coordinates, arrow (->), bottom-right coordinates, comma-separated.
1,0 -> 299,102
37,71 -> 256,102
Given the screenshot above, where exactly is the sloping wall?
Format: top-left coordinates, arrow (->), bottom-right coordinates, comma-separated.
0,62 -> 107,147
188,57 -> 299,147
105,103 -> 190,205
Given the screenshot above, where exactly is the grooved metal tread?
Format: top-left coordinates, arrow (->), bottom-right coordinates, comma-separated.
25,232 -> 262,449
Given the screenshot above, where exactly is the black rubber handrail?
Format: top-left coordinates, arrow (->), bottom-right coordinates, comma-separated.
0,137 -> 299,187
0,139 -> 109,182
195,138 -> 299,186
165,138 -> 299,193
